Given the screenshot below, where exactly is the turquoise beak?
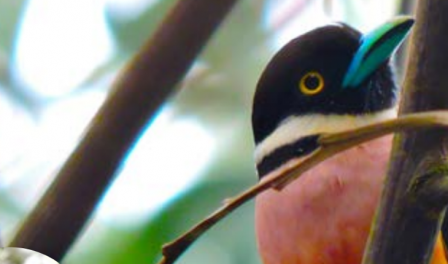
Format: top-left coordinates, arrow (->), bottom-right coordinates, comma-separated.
342,16 -> 414,88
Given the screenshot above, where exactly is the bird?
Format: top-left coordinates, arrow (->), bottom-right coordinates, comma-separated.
251,17 -> 447,264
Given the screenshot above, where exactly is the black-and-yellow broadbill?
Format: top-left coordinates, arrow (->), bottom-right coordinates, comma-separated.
251,17 -> 448,264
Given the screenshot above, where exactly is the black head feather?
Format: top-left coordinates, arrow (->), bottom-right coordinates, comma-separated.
252,24 -> 396,144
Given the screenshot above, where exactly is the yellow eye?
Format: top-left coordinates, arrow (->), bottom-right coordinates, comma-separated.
299,71 -> 325,95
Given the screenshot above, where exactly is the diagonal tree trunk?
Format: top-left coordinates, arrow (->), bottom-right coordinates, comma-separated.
363,2 -> 448,264
9,0 -> 240,261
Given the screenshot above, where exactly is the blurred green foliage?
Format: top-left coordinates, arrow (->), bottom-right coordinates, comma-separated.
67,177 -> 257,264
0,0 -> 25,54
1,1 -> 269,263
0,0 -> 39,110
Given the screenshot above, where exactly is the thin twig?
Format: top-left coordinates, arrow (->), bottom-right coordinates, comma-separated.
157,110 -> 448,264
9,0 -> 240,261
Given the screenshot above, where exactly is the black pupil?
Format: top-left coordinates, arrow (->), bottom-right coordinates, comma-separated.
304,75 -> 320,90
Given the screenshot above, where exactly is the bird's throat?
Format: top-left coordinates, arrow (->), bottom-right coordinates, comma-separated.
254,108 -> 396,179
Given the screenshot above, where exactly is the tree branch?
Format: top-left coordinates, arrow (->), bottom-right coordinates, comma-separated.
157,111 -> 448,264
362,2 -> 448,264
9,0 -> 240,261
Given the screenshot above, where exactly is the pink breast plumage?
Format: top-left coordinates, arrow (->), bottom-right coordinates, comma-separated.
255,136 -> 393,264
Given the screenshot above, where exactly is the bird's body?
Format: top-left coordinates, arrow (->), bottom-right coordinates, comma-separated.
256,135 -> 391,264
251,17 -> 448,264
256,134 -> 448,264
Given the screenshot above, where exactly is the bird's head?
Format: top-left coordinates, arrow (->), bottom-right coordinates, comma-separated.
252,17 -> 414,178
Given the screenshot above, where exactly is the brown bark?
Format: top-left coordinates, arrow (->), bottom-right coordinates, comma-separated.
363,2 -> 448,264
9,0 -> 240,261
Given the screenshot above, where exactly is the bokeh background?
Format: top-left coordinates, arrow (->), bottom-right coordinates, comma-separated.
0,0 -> 412,263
